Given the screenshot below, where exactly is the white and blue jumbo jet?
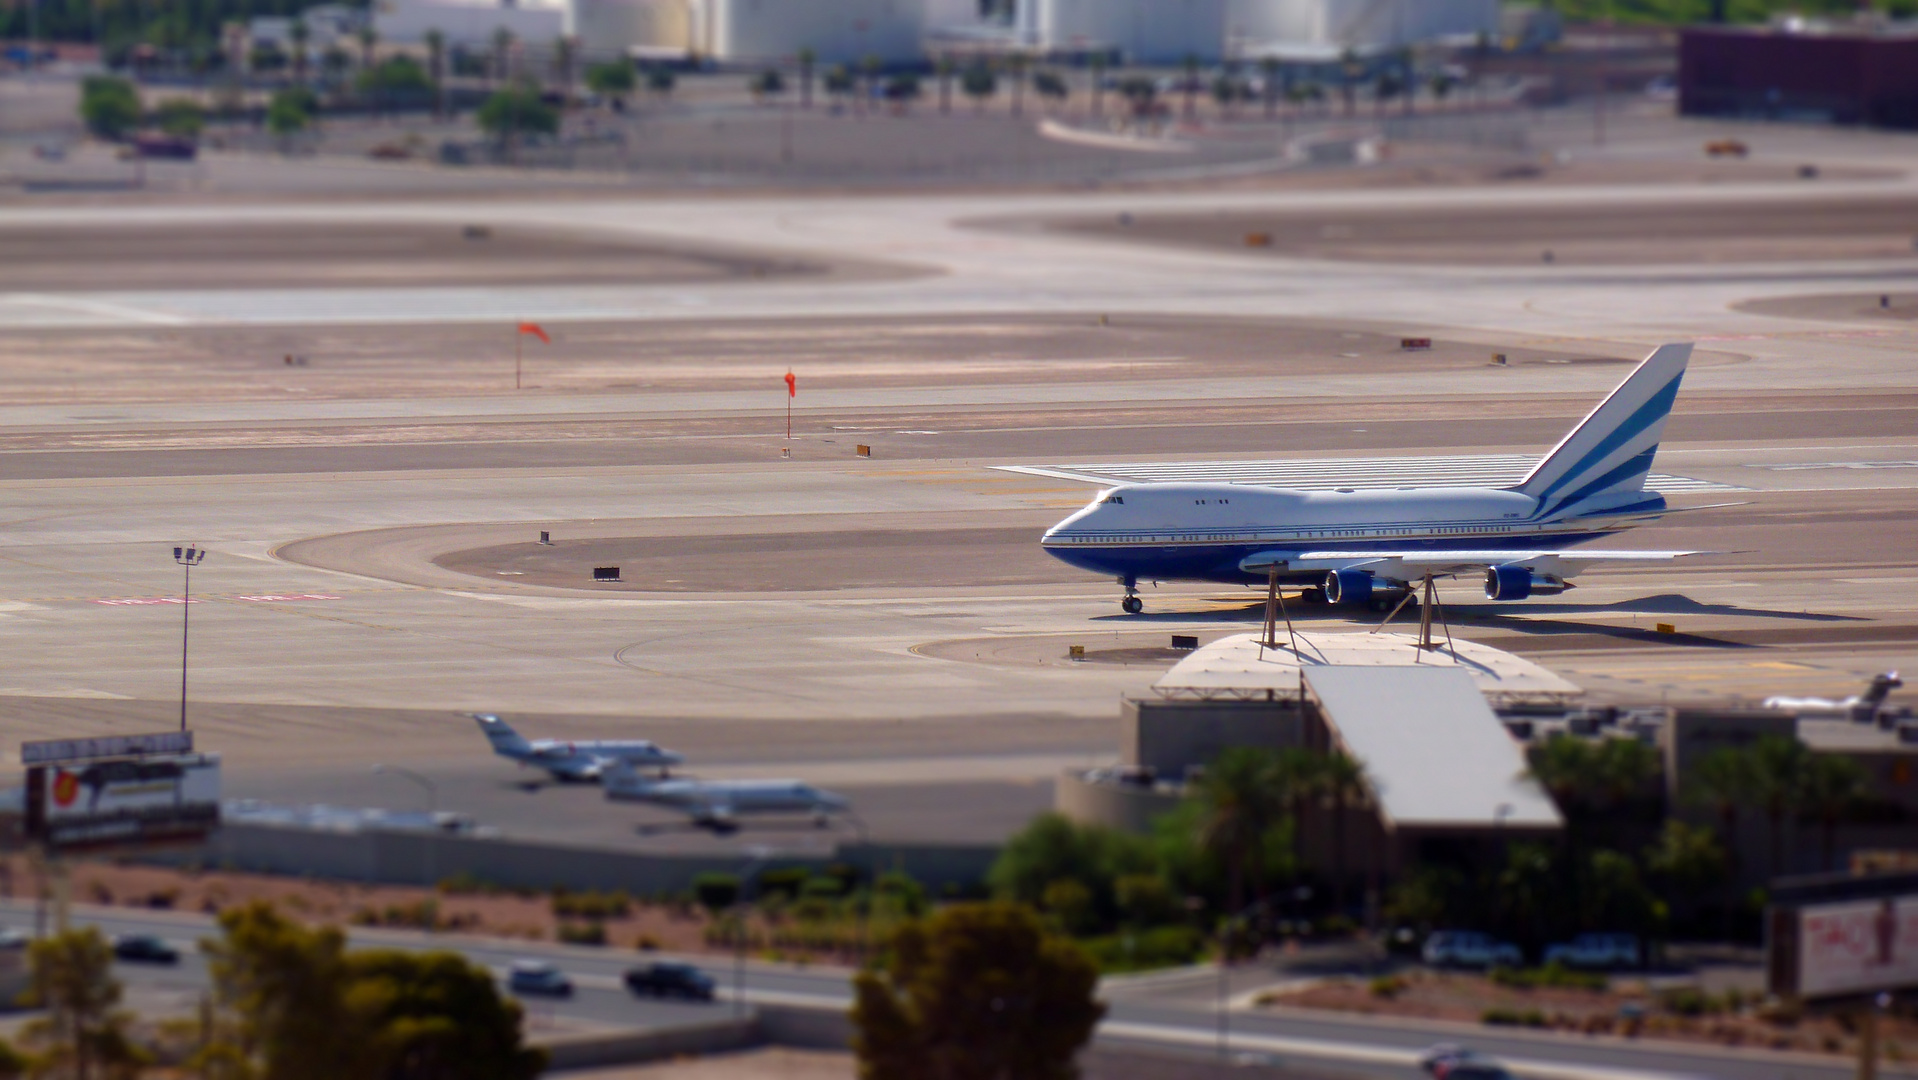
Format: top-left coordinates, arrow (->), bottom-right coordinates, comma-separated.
1043,343 -> 1708,613
473,714 -> 683,782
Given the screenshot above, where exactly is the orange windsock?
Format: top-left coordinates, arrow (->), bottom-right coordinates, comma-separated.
517,322 -> 550,344
784,370 -> 796,398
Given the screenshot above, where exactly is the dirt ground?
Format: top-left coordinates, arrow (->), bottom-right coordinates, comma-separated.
1263,971 -> 1918,1062
6,856 -> 717,953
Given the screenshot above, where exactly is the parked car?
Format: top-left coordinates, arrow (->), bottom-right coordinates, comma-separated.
112,935 -> 180,964
1544,932 -> 1641,970
624,961 -> 716,1001
1421,930 -> 1523,969
506,959 -> 573,997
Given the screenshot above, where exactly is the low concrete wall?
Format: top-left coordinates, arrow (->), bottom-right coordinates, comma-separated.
1054,771 -> 1182,833
537,1015 -> 757,1071
757,1001 -> 852,1051
161,824 -> 998,896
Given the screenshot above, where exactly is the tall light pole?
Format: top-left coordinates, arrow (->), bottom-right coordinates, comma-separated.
373,764 -> 441,891
172,546 -> 204,732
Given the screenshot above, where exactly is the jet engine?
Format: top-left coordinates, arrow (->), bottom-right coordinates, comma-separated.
1484,565 -> 1570,601
1324,569 -> 1373,605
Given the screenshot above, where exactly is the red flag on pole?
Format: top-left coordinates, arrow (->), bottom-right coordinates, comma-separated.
518,322 -> 551,344
784,370 -> 796,397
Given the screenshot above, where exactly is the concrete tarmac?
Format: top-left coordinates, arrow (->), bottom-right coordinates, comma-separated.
1,160 -> 1915,852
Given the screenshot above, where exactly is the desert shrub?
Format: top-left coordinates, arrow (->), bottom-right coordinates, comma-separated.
556,922 -> 606,946
693,873 -> 739,912
1369,974 -> 1409,998
1483,1008 -> 1548,1027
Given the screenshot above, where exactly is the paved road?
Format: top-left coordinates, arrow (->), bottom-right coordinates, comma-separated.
8,901 -> 1905,1080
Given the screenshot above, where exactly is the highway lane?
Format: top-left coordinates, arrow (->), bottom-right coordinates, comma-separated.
8,901 -> 1908,1080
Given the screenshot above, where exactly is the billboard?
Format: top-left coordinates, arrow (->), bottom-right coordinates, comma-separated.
22,730 -> 192,766
25,754 -> 221,852
1794,896 -> 1918,998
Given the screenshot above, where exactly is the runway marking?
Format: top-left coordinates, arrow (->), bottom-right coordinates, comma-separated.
89,593 -> 340,606
998,454 -> 1744,493
1759,460 -> 1918,471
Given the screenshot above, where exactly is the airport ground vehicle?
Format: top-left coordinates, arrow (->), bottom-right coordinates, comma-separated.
112,935 -> 180,964
624,961 -> 717,1000
1543,932 -> 1641,969
1421,931 -> 1523,969
507,959 -> 573,997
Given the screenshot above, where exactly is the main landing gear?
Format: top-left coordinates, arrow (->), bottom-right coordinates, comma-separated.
1119,575 -> 1143,614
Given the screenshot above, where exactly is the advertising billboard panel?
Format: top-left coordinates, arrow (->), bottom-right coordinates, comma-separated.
1795,896 -> 1918,998
25,754 -> 220,851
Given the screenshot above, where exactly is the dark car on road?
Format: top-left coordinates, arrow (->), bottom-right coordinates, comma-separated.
112,935 -> 180,964
623,961 -> 716,1001
507,959 -> 573,997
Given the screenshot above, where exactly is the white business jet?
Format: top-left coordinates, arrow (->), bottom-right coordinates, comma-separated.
472,714 -> 682,782
1043,343 -> 1713,613
601,760 -> 850,834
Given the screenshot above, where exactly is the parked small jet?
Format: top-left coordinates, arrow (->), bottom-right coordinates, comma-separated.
1764,672 -> 1908,725
601,760 -> 849,834
472,714 -> 682,782
1042,343 -> 1713,612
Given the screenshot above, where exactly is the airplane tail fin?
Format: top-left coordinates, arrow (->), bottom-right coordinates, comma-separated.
1515,343 -> 1692,517
472,714 -> 533,756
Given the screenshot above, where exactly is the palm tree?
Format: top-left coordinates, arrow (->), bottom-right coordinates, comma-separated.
1275,747 -> 1323,873
1748,735 -> 1808,879
1088,53 -> 1106,119
936,53 -> 954,115
1180,52 -> 1200,120
1318,750 -> 1367,916
1686,746 -> 1754,874
1798,754 -> 1868,872
424,29 -> 445,119
1192,748 -> 1287,915
1259,56 -> 1279,120
491,26 -> 514,88
288,17 -> 309,88
357,24 -> 378,74
797,47 -> 816,109
552,35 -> 576,99
1007,51 -> 1027,118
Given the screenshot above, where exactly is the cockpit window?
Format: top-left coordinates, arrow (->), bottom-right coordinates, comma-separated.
1101,495 -> 1124,504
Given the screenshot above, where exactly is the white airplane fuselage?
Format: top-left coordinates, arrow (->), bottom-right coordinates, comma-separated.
1042,483 -> 1655,588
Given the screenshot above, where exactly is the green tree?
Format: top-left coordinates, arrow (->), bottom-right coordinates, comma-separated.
1259,56 -> 1280,118
1686,745 -> 1754,870
1317,750 -> 1367,914
79,75 -> 140,139
584,59 -> 634,104
852,902 -> 1104,1080
1798,753 -> 1868,872
424,29 -> 446,118
358,56 -> 431,106
1192,747 -> 1287,914
960,62 -> 996,113
490,26 -> 514,86
1088,53 -> 1106,118
266,86 -> 315,143
346,950 -> 546,1080
1032,69 -> 1067,111
645,65 -> 676,99
750,67 -> 784,102
797,47 -> 816,108
1749,734 -> 1808,878
1643,819 -> 1728,901
23,927 -> 146,1080
288,17 -> 309,86
203,902 -> 362,1080
1583,848 -> 1657,935
1495,841 -> 1559,949
988,812 -> 1152,930
822,64 -> 853,102
477,83 -> 558,153
154,96 -> 205,138
357,24 -> 379,73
